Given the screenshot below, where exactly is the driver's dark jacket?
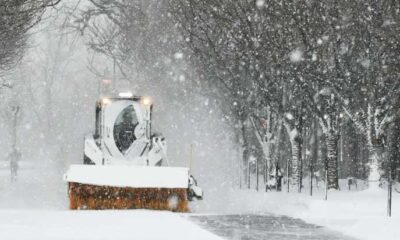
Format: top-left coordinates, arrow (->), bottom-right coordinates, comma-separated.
114,121 -> 136,151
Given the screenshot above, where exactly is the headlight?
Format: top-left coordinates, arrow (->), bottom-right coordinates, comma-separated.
102,98 -> 112,105
142,97 -> 152,106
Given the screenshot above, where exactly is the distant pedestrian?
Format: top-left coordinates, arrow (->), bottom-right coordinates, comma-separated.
347,177 -> 357,190
9,149 -> 21,182
276,165 -> 283,191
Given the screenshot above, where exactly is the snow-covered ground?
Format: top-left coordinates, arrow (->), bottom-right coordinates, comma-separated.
192,181 -> 400,240
0,210 -> 222,240
0,167 -> 222,240
1,166 -> 398,240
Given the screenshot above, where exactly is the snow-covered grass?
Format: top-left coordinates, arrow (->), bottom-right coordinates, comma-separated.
192,182 -> 400,240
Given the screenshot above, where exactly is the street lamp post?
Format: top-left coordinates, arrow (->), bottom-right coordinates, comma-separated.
388,171 -> 392,217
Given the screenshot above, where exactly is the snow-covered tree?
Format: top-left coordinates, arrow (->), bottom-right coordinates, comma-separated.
0,0 -> 60,72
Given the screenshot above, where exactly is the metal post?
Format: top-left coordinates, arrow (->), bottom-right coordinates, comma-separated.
340,125 -> 344,163
300,126 -> 307,193
256,158 -> 259,191
299,144 -> 302,193
324,169 -> 328,200
248,160 -> 251,189
239,152 -> 242,189
275,165 -> 279,192
388,171 -> 392,217
286,158 -> 290,193
310,164 -> 313,196
387,179 -> 392,217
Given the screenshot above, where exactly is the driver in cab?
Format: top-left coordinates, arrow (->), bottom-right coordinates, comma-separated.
115,111 -> 137,151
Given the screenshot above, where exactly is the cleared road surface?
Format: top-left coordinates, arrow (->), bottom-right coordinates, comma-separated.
189,214 -> 356,240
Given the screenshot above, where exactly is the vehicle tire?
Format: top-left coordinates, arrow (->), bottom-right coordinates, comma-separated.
187,189 -> 194,201
83,155 -> 95,165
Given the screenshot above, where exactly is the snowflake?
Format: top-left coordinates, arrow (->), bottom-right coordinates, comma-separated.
286,112 -> 294,120
174,52 -> 183,59
256,0 -> 265,8
289,49 -> 303,62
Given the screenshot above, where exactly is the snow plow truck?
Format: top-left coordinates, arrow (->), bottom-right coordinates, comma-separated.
64,94 -> 203,212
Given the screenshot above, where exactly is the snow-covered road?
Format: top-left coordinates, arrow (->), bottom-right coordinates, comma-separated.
189,214 -> 355,240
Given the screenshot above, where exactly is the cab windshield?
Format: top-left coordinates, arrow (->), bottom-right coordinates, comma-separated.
113,105 -> 138,152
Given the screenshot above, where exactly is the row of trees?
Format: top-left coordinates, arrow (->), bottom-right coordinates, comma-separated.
0,0 -> 61,181
171,0 -> 400,190
75,0 -> 400,191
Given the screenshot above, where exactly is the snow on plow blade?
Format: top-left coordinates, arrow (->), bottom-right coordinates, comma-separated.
64,165 -> 190,212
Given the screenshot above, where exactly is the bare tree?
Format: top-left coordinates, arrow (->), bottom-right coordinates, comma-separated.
0,0 -> 61,73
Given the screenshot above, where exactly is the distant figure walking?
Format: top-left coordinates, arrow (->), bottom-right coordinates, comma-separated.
8,149 -> 21,182
347,177 -> 358,190
265,165 -> 283,191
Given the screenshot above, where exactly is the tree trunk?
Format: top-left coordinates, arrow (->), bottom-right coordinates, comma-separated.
240,119 -> 250,189
263,139 -> 271,187
326,132 -> 339,189
256,157 -> 259,191
10,106 -> 20,182
283,113 -> 303,192
274,119 -> 283,190
310,118 -> 319,195
249,114 -> 273,190
289,136 -> 302,190
237,145 -> 243,189
11,108 -> 18,151
368,144 -> 383,189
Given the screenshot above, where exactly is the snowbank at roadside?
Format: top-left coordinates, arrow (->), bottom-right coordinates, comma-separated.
192,185 -> 400,240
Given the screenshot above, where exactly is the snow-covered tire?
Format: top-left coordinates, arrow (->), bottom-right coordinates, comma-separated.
83,155 -> 95,165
